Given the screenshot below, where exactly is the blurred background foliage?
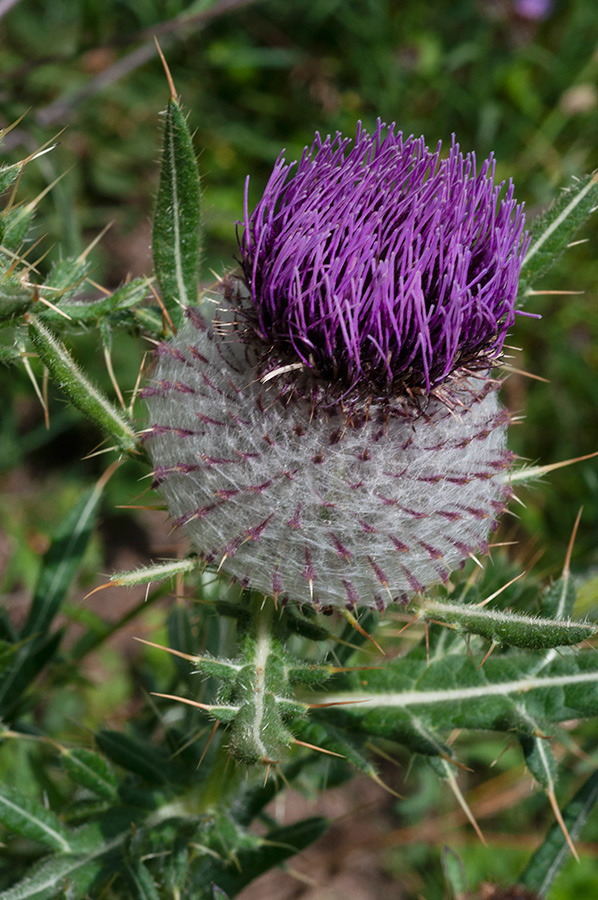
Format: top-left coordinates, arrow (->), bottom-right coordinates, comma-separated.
1,0 -> 598,896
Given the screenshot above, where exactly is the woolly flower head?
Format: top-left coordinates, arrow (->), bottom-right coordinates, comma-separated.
144,122 -> 529,611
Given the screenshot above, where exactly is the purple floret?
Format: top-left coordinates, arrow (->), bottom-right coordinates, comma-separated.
238,121 -> 529,394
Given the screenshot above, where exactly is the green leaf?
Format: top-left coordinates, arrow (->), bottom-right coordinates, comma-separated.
39,278 -> 151,324
0,344 -> 21,364
124,860 -> 161,900
0,830 -> 128,899
0,164 -> 19,196
520,771 -> 598,897
519,171 -> 598,296
441,846 -> 467,898
0,276 -> 35,321
43,256 -> 92,304
312,645 -> 598,748
152,98 -> 201,323
421,600 -> 594,649
0,785 -> 74,852
27,313 -> 138,453
62,748 -> 118,801
0,631 -> 63,721
541,575 -> 576,621
519,732 -> 558,792
95,731 -> 173,786
195,817 -> 328,897
1,206 -> 33,252
21,484 -> 102,639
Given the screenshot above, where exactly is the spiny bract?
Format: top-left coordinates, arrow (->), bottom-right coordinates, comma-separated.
144,121 -> 529,610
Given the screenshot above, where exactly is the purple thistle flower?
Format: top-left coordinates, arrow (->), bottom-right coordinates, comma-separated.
238,121 -> 528,394
144,123 -> 529,610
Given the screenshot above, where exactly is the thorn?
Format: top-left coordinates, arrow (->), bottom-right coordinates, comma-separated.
307,699 -> 368,709
42,366 -> 49,429
34,293 -> 72,321
292,738 -> 345,758
368,769 -> 405,799
365,742 -> 402,768
475,571 -> 525,608
489,739 -> 515,768
151,692 -> 218,712
103,345 -> 126,409
445,765 -> 487,845
501,364 -> 550,383
133,637 -> 197,663
78,222 -> 112,262
217,554 -> 228,573
325,665 -> 382,673
468,553 -> 484,570
510,450 -> 598,484
547,787 -> 580,862
195,720 -> 220,769
154,37 -> 178,101
149,280 -> 176,334
340,609 -> 385,655
527,289 -> 584,296
439,751 -> 474,773
84,581 -> 112,599
563,507 -> 583,580
477,642 -> 496,669
87,278 -> 111,296
263,763 -> 271,787
395,613 -> 419,636
129,353 -> 147,416
19,340 -> 46,416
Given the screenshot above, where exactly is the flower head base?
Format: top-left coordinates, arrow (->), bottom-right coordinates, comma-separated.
239,122 -> 528,395
144,124 -> 527,611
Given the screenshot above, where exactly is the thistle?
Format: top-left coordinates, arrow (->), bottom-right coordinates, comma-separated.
144,121 -> 529,610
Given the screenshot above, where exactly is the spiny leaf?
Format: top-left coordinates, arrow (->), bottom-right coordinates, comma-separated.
61,748 -> 118,801
38,277 -> 151,324
21,484 -> 103,639
43,255 -> 92,304
0,785 -> 75,852
0,831 -> 127,899
27,313 -> 138,453
541,576 -> 576,621
0,276 -> 35,321
519,171 -> 598,296
519,732 -> 558,792
0,163 -> 19,196
0,631 -> 63,721
124,860 -> 161,900
421,600 -> 594,650
312,647 -> 598,746
152,97 -> 201,325
192,817 -> 328,898
95,730 -> 174,786
0,344 -> 21,364
1,205 -> 33,252
520,770 -> 598,897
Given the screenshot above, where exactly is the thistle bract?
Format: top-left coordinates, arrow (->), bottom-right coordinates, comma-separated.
144,122 -> 528,610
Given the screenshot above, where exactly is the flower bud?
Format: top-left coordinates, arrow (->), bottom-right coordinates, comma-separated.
144,122 -> 528,610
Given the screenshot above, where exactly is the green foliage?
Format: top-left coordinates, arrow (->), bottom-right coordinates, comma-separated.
1,2 -> 598,898
153,97 -> 202,325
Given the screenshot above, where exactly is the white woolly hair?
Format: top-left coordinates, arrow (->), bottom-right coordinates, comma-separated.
143,304 -> 512,610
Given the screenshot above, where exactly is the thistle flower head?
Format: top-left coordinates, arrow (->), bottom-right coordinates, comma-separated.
144,123 -> 529,611
238,121 -> 528,395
